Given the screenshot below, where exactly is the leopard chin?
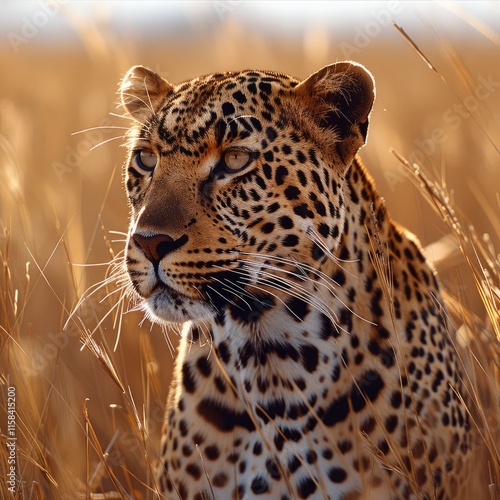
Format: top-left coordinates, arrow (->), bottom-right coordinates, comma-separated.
141,285 -> 216,324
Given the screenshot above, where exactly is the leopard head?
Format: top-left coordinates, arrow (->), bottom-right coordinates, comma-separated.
120,62 -> 375,323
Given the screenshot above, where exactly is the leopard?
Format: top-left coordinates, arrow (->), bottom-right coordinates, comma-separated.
119,61 -> 472,499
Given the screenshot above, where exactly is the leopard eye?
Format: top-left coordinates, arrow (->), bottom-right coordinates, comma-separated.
223,150 -> 251,171
135,150 -> 158,171
210,149 -> 257,180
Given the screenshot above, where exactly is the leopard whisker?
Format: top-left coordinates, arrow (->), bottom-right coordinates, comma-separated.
87,287 -> 132,340
240,279 -> 311,323
240,257 -> 377,327
161,325 -> 177,356
208,270 -> 275,308
227,264 -> 342,329
120,91 -> 155,118
238,251 -> 343,288
75,271 -> 128,309
236,261 -> 335,316
64,274 -> 123,332
112,288 -> 128,351
71,125 -> 129,136
89,135 -> 127,151
197,320 -> 215,349
70,261 -> 117,268
98,283 -> 131,306
184,320 -> 215,356
238,269 -> 343,331
142,78 -> 160,120
307,227 -> 362,277
136,311 -> 178,356
203,283 -> 244,311
206,276 -> 256,311
109,111 -> 136,121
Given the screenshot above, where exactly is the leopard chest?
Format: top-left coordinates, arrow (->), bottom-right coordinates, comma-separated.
157,293 -> 428,500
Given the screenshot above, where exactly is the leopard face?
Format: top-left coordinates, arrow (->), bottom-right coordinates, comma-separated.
121,63 -> 373,324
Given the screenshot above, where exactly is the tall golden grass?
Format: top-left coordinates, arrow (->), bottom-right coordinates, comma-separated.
0,3 -> 498,498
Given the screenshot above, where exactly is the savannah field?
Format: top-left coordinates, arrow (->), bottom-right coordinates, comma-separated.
0,1 -> 499,498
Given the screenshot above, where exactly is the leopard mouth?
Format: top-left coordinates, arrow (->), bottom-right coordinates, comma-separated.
140,280 -> 215,323
135,267 -> 248,323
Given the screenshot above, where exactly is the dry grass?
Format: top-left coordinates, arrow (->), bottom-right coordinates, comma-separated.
0,2 -> 499,498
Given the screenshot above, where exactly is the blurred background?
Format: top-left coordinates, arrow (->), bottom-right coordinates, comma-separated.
0,1 -> 499,497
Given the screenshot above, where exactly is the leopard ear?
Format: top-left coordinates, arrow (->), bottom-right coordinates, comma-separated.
120,66 -> 174,122
294,61 -> 375,163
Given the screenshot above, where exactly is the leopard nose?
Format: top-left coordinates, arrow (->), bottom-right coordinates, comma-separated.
132,233 -> 188,265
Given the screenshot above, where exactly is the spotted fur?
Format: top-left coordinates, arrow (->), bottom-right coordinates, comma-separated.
120,62 -> 471,499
